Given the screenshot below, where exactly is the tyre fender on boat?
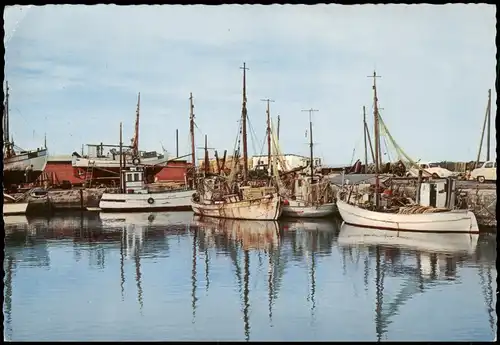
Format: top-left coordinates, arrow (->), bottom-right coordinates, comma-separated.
147,197 -> 155,205
132,157 -> 141,165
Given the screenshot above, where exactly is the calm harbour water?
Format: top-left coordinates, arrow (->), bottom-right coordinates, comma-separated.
3,211 -> 497,341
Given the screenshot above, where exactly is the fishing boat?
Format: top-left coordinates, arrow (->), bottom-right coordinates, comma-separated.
3,81 -> 48,188
282,175 -> 336,218
3,193 -> 29,216
99,164 -> 194,212
276,109 -> 335,218
337,71 -> 479,234
191,63 -> 282,221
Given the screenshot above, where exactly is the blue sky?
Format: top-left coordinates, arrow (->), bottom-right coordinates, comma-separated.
4,4 -> 496,164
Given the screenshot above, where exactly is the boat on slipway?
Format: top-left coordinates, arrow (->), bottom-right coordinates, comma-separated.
72,93 -> 169,187
3,81 -> 48,188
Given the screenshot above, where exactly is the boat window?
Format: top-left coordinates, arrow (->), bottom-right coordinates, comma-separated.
494,162 -> 497,168
126,174 -> 133,182
428,163 -> 440,168
134,173 -> 140,181
484,162 -> 493,168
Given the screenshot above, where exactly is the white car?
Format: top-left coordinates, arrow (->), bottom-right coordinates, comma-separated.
406,162 -> 455,178
470,161 -> 497,183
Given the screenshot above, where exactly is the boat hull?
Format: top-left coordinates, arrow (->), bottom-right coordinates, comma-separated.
3,149 -> 48,186
337,223 -> 479,255
72,155 -> 167,185
99,189 -> 194,212
336,200 -> 479,234
191,193 -> 282,220
282,201 -> 336,218
72,155 -> 169,169
3,202 -> 29,216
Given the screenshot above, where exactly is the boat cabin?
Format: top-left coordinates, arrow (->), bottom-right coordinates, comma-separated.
419,178 -> 456,209
122,166 -> 148,194
293,174 -> 324,199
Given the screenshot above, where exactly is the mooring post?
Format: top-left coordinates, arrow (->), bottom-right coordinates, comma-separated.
416,169 -> 423,204
79,188 -> 84,210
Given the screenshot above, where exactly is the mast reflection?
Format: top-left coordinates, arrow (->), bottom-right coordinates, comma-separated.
338,222 -> 481,341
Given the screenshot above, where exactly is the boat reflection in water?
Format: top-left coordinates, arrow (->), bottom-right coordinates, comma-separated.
337,222 -> 484,341
279,216 -> 342,233
3,215 -> 29,233
99,211 -> 195,229
192,215 -> 279,251
337,223 -> 478,255
193,216 -> 281,341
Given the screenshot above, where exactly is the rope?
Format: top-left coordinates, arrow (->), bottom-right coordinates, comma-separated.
246,114 -> 261,156
378,111 -> 419,169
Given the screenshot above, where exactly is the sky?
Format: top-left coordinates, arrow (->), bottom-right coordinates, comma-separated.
3,4 -> 497,165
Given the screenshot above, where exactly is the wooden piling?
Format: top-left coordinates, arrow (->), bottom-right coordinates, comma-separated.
79,188 -> 84,210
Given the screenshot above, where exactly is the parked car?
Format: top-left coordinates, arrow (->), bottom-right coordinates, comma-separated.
406,162 -> 456,178
470,160 -> 497,183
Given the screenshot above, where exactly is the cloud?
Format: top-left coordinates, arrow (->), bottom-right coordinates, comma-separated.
4,4 -> 496,163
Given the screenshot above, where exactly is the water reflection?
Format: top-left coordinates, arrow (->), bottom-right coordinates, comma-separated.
337,223 -> 493,341
193,216 -> 281,341
3,213 -> 496,341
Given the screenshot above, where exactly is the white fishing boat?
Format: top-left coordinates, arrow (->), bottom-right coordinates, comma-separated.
282,175 -> 336,218
191,63 -> 282,221
273,109 -> 335,218
337,222 -> 478,255
337,71 -> 479,235
99,165 -> 193,212
3,193 -> 29,216
337,198 -> 479,234
283,199 -> 336,218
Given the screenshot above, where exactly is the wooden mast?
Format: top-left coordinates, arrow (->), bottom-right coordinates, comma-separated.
486,88 -> 491,161
261,98 -> 275,176
369,71 -> 382,209
119,122 -> 123,193
132,92 -> 140,157
204,134 -> 209,175
302,108 -> 319,182
475,89 -> 492,168
277,115 -> 280,141
189,92 -> 196,187
363,106 -> 368,173
3,81 -> 12,158
240,63 -> 249,181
